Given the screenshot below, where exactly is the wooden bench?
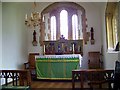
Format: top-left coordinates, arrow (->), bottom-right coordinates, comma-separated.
0,70 -> 31,90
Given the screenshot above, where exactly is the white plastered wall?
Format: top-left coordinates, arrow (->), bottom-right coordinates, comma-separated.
2,3 -> 28,69
0,2 -> 2,70
0,2 -> 2,88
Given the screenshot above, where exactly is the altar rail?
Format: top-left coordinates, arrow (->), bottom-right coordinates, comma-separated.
72,69 -> 114,89
0,70 -> 31,89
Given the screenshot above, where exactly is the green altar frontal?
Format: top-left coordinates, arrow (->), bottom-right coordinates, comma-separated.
35,54 -> 82,80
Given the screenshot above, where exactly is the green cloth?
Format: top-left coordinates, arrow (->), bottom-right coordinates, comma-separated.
36,58 -> 79,80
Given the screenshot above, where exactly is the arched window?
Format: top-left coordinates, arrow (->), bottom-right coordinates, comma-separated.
40,2 -> 86,45
60,10 -> 68,39
106,2 -> 119,50
50,16 -> 56,40
49,9 -> 81,40
72,14 -> 78,40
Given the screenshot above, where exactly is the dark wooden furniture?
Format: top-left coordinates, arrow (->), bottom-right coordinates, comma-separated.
72,69 -> 114,89
43,39 -> 83,55
1,70 -> 31,89
24,53 -> 39,79
88,52 -> 102,69
109,61 -> 120,90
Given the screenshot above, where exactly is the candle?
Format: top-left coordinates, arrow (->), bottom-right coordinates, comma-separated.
39,13 -> 41,18
31,13 -> 33,19
25,14 -> 28,20
73,44 -> 74,54
43,45 -> 45,55
42,15 -> 44,22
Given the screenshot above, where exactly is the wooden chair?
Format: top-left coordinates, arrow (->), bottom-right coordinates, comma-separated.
88,52 -> 102,69
24,53 -> 39,79
88,52 -> 105,89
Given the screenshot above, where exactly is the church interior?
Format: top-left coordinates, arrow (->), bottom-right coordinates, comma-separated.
0,1 -> 120,89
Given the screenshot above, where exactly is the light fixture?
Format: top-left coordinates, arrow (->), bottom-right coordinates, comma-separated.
25,2 -> 41,28
25,2 -> 41,46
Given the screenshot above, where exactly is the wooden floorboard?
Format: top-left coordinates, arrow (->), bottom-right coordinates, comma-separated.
31,79 -> 109,89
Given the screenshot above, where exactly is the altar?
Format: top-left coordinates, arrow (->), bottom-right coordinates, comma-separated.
35,54 -> 82,80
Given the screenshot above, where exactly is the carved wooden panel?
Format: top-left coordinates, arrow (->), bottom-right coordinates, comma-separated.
43,39 -> 83,55
88,52 -> 102,69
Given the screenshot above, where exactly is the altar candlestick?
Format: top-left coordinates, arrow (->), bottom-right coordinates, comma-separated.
25,14 -> 28,20
31,13 -> 33,19
43,45 -> 45,55
73,44 -> 74,54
